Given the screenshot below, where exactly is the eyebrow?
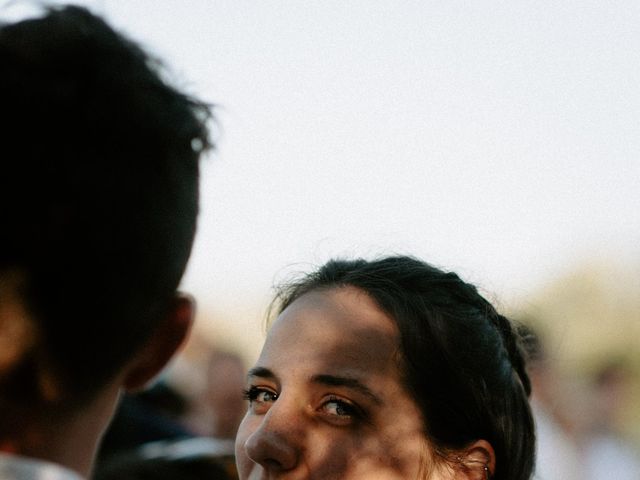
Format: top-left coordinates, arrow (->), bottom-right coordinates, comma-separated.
247,366 -> 276,380
311,374 -> 382,405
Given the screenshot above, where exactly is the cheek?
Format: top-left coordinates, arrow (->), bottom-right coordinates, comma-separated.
346,403 -> 432,478
306,426 -> 423,479
345,432 -> 429,479
307,433 -> 355,478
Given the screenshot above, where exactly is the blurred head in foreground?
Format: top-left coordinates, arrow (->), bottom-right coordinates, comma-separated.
0,4 -> 211,477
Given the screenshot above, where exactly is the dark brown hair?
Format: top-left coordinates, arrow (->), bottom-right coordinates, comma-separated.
272,256 -> 535,480
0,5 -> 211,410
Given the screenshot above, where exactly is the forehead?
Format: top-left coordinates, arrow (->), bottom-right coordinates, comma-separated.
260,287 -> 400,379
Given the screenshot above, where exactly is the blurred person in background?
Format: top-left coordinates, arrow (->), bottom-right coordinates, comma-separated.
173,346 -> 247,444
95,345 -> 245,479
94,432 -> 237,480
97,381 -> 196,462
519,325 -> 583,480
580,361 -> 640,480
96,379 -> 236,480
0,5 -> 212,479
204,350 -> 247,443
93,454 -> 233,480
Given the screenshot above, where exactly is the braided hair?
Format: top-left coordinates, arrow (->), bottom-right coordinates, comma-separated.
273,256 -> 535,480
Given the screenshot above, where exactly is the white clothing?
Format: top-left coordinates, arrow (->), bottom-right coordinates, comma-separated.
533,402 -> 583,480
582,434 -> 640,480
0,453 -> 83,480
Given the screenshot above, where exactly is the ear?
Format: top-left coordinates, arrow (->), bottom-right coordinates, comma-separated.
455,440 -> 495,480
123,293 -> 195,391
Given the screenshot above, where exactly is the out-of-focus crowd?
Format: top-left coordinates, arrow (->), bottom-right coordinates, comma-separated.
93,335 -> 247,480
91,326 -> 640,480
521,326 -> 639,480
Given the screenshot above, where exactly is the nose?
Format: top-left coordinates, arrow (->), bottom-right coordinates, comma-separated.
243,398 -> 303,472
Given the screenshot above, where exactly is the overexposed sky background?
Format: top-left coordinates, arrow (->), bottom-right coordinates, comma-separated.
9,0 -> 640,357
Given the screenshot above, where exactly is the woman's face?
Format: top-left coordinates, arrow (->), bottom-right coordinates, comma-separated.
235,286 -> 439,480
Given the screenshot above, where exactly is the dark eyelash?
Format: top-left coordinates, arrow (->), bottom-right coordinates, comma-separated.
243,385 -> 279,402
242,386 -> 259,401
325,396 -> 369,421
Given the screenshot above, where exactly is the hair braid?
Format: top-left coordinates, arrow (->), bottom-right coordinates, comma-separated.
487,308 -> 531,396
456,280 -> 532,398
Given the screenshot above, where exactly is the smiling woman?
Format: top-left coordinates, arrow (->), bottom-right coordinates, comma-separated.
235,256 -> 535,480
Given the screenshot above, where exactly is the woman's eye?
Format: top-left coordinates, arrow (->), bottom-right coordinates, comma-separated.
255,390 -> 277,403
319,396 -> 361,423
243,386 -> 278,413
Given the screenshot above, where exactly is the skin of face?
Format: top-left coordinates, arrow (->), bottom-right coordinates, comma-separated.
235,286 -> 443,480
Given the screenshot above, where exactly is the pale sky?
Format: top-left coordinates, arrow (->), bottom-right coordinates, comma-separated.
9,1 -> 640,357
